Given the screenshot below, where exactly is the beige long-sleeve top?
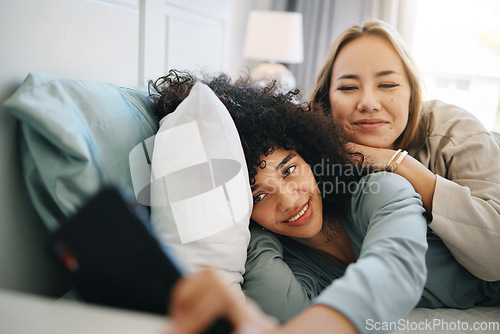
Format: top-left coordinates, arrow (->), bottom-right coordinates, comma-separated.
410,100 -> 500,281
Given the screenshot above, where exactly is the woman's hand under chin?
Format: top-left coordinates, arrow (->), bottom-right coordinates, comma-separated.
166,268 -> 279,334
346,142 -> 396,171
347,142 -> 436,213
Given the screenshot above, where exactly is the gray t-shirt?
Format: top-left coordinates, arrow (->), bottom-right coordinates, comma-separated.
243,172 -> 500,333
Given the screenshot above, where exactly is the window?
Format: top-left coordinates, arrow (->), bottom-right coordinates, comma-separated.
412,0 -> 500,132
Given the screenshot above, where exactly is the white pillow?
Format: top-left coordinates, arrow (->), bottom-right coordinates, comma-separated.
148,83 -> 252,296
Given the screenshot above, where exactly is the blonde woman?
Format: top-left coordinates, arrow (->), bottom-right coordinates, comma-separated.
311,19 -> 500,281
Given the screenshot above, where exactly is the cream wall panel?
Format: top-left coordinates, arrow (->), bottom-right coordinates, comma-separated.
142,0 -> 234,82
164,4 -> 227,73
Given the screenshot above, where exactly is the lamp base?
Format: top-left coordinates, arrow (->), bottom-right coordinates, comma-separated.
250,63 -> 296,90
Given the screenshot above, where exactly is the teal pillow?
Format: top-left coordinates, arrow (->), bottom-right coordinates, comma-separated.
4,73 -> 158,230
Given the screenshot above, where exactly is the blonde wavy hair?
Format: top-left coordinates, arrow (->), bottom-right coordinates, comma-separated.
311,19 -> 426,150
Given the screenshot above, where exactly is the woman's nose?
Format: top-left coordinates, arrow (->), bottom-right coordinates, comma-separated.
357,90 -> 381,113
276,184 -> 299,212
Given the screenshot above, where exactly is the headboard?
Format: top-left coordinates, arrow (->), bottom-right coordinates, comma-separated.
0,0 -> 248,297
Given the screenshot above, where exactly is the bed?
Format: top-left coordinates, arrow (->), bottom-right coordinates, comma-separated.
0,1 -> 498,333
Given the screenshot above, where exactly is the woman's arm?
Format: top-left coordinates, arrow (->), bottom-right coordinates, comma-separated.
313,172 -> 429,332
167,269 -> 357,334
280,305 -> 358,334
422,125 -> 500,281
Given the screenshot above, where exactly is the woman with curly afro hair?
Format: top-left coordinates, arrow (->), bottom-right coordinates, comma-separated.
149,69 -> 365,228
149,70 -> 499,334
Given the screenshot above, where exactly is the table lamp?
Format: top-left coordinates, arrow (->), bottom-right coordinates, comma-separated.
243,10 -> 304,89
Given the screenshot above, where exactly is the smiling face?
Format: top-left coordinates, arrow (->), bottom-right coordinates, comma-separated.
250,148 -> 324,240
329,34 -> 411,149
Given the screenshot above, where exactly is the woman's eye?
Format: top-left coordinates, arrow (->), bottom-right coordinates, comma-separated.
338,86 -> 357,91
253,193 -> 266,204
283,165 -> 297,177
379,83 -> 400,89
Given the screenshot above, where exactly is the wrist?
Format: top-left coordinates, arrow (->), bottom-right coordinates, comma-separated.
392,154 -> 437,212
385,149 -> 408,172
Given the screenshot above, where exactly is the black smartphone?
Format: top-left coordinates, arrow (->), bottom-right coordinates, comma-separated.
48,186 -> 232,334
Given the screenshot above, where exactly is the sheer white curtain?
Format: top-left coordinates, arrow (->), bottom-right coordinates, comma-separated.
273,0 -> 419,95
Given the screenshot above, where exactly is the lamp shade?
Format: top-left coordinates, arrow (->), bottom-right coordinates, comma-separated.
243,10 -> 303,64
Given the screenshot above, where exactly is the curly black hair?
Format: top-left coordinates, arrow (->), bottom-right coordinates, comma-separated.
149,70 -> 366,225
